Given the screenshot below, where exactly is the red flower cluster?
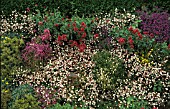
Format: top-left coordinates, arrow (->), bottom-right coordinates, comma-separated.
168,44 -> 170,49
128,26 -> 143,40
118,37 -> 126,45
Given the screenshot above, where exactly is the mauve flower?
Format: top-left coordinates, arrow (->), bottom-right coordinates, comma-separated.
38,21 -> 43,26
168,44 -> 170,49
26,7 -> 30,12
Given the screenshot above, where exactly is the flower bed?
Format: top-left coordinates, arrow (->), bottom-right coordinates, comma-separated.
1,6 -> 170,109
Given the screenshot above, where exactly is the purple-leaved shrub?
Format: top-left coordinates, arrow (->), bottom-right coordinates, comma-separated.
137,8 -> 170,43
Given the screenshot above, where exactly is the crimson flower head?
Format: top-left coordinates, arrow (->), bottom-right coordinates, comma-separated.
44,29 -> 50,35
118,37 -> 126,45
94,34 -> 99,39
73,22 -> 76,27
57,35 -> 62,41
143,31 -> 149,35
168,44 -> 170,49
69,40 -> 78,47
130,44 -> 134,49
80,27 -> 85,32
78,43 -> 86,52
62,34 -> 67,41
128,26 -> 133,31
150,33 -> 154,38
68,24 -> 70,27
133,28 -> 139,34
128,36 -> 134,45
81,22 -> 86,27
81,32 -> 86,38
54,24 -> 59,27
73,27 -> 78,32
140,107 -> 145,109
137,33 -> 143,40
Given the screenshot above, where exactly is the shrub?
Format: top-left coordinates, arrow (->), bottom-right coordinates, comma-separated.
119,96 -> 149,109
1,36 -> 25,80
91,50 -> 126,90
11,94 -> 40,109
9,84 -> 35,108
1,82 -> 11,109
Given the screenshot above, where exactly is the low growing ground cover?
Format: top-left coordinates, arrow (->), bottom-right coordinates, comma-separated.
1,4 -> 170,109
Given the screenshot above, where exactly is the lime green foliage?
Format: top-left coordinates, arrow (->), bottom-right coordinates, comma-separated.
9,84 -> 35,107
1,36 -> 25,80
11,94 -> 40,109
48,103 -> 87,109
92,50 -> 126,90
1,89 -> 11,109
119,96 -> 149,109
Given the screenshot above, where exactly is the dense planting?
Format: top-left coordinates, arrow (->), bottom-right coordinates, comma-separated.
1,1 -> 170,109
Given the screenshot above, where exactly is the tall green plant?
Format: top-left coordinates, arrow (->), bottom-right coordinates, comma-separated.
92,50 -> 126,90
1,36 -> 25,80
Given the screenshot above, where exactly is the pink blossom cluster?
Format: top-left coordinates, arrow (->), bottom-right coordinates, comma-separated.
40,29 -> 51,41
22,41 -> 52,61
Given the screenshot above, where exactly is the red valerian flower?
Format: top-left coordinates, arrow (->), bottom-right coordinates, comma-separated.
94,34 -> 99,39
62,18 -> 64,21
118,37 -> 126,45
81,32 -> 86,38
38,21 -> 43,26
80,27 -> 85,32
69,40 -> 78,47
130,44 -> 134,49
81,22 -> 86,27
150,33 -> 154,38
128,26 -> 133,31
73,27 -> 78,32
61,34 -> 67,41
57,35 -> 62,41
168,44 -> 170,49
140,107 -> 145,109
128,36 -> 134,45
106,19 -> 110,23
54,24 -> 59,27
78,43 -> 86,52
137,33 -> 143,40
143,31 -> 149,35
73,22 -> 76,27
67,24 -> 70,27
132,28 -> 139,34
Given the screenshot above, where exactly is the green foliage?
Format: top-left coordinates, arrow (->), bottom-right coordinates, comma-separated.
1,89 -> 11,109
92,50 -> 126,90
119,96 -> 149,109
1,36 -> 25,80
11,94 -> 40,109
48,103 -> 87,109
9,84 -> 35,107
